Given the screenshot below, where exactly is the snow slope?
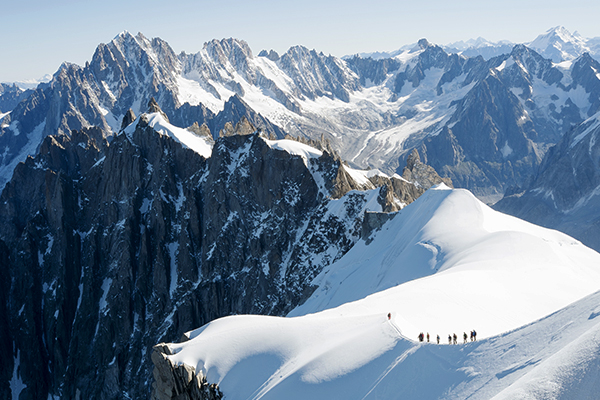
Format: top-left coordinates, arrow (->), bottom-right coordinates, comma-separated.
123,112 -> 213,158
291,186 -> 600,340
162,185 -> 600,399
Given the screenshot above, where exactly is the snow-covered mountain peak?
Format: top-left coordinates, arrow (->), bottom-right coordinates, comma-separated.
417,38 -> 432,50
528,26 -> 591,62
446,36 -> 494,51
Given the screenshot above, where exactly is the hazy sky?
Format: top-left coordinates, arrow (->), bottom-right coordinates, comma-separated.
2,0 -> 600,82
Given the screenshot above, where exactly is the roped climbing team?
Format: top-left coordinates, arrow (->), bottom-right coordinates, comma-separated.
419,330 -> 476,344
387,313 -> 477,344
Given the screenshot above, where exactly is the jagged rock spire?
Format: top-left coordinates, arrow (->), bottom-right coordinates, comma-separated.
147,97 -> 170,122
120,108 -> 136,130
187,122 -> 214,143
403,148 -> 453,190
406,148 -> 421,170
218,116 -> 256,137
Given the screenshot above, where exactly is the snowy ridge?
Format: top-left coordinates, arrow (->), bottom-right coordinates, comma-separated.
342,165 -> 389,188
164,185 -> 600,399
166,289 -> 600,400
570,109 -> 600,147
124,112 -> 213,158
292,186 -> 600,339
263,138 -> 323,164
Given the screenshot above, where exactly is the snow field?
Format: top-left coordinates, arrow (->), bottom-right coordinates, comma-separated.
123,112 -> 213,158
165,185 -> 600,399
294,185 -> 600,340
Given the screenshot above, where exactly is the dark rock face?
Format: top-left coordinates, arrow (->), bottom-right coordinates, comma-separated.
258,49 -> 280,62
421,71 -> 542,200
121,108 -> 137,130
345,56 -> 402,87
494,115 -> 600,252
0,110 -> 441,399
402,149 -> 453,191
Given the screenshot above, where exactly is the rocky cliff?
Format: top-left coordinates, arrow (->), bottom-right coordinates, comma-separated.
494,111 -> 600,252
0,100 -> 446,399
4,32 -> 600,201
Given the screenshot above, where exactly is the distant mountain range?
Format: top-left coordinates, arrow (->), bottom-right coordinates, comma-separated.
2,27 -> 600,203
356,26 -> 600,63
3,26 -> 600,400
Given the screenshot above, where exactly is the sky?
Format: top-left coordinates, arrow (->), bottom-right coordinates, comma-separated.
2,0 -> 600,83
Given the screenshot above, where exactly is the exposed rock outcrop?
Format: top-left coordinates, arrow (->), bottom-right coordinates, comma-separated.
121,108 -> 137,130
151,345 -> 222,400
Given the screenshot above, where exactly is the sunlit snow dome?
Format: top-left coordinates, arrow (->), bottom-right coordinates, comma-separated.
160,185 -> 600,399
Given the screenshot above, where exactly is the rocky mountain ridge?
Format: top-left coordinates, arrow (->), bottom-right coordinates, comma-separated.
0,100 -> 449,399
352,27 -> 600,63
3,30 -> 600,201
494,110 -> 600,252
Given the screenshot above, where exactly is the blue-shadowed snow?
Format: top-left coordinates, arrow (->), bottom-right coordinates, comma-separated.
0,120 -> 46,190
570,110 -> 600,148
123,112 -> 213,158
168,242 -> 179,297
263,138 -> 323,162
10,350 -> 26,400
0,111 -> 10,125
164,185 -> 600,399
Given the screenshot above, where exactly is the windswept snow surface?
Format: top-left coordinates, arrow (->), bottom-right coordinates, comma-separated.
264,138 -> 323,162
292,185 -> 600,338
342,165 -> 389,187
164,185 -> 600,399
123,112 -> 213,158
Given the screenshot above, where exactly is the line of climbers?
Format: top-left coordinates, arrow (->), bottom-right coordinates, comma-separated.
386,313 -> 477,344
417,330 -> 477,344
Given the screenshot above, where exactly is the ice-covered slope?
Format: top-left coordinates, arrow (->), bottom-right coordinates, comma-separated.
158,185 -> 600,399
163,290 -> 600,400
